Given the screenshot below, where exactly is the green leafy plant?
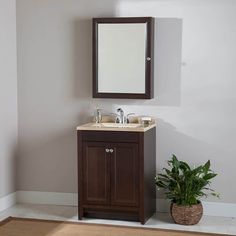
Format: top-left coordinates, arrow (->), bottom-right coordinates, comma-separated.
155,155 -> 219,206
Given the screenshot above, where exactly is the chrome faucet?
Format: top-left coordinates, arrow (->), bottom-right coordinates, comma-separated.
115,108 -> 135,124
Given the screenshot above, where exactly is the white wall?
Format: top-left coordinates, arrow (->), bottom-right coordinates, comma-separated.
0,0 -> 18,198
16,0 -> 236,203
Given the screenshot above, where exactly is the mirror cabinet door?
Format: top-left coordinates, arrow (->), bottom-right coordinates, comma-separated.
93,17 -> 154,99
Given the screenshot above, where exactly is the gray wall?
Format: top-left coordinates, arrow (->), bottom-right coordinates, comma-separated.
0,0 -> 17,197
16,0 -> 236,203
16,0 -> 117,193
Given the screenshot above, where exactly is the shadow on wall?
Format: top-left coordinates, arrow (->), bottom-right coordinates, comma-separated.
154,18 -> 183,106
156,118 -> 229,201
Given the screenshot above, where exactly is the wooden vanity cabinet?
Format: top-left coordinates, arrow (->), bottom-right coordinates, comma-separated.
77,128 -> 156,224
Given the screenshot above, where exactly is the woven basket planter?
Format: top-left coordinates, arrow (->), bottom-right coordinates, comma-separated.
170,202 -> 203,225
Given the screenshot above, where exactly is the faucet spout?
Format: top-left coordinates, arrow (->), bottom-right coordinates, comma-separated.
116,108 -> 125,124
115,108 -> 135,124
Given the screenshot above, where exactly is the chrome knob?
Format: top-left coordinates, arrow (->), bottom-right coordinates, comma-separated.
147,57 -> 151,61
105,148 -> 110,153
109,149 -> 114,153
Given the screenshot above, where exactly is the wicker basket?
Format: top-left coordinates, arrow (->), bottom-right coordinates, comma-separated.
170,202 -> 203,225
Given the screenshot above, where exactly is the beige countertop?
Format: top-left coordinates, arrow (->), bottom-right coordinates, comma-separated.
76,122 -> 156,132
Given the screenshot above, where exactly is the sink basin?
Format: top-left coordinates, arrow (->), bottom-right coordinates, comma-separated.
92,122 -> 141,128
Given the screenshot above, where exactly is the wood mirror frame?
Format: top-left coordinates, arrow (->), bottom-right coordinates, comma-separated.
92,17 -> 154,99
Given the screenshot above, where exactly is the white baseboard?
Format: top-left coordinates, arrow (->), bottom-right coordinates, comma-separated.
1,192 -> 236,218
156,198 -> 236,218
0,192 -> 16,212
16,191 -> 78,206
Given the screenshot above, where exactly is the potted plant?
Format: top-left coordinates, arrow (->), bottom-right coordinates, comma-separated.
155,155 -> 218,225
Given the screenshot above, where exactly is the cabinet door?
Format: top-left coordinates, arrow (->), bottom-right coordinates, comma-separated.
82,142 -> 110,205
110,143 -> 139,207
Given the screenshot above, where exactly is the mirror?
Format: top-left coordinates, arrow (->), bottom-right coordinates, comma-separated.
93,17 -> 154,99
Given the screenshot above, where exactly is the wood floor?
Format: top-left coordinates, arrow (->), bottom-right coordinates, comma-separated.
0,217 -> 222,236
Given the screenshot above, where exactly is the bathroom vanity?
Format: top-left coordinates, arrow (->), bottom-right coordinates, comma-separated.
77,16 -> 156,223
77,123 -> 156,224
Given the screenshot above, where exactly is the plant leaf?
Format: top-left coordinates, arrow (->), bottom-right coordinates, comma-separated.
155,154 -> 218,206
203,173 -> 217,180
203,160 -> 210,173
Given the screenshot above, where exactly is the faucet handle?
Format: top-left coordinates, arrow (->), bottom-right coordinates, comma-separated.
117,108 -> 124,114
127,113 -> 135,117
126,113 -> 135,123
94,108 -> 102,123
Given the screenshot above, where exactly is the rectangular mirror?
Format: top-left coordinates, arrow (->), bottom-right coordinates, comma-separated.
93,17 -> 154,99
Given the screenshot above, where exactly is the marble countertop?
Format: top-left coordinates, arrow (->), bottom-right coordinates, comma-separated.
76,122 -> 156,132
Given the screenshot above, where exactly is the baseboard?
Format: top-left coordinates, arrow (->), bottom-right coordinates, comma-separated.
2,192 -> 236,218
0,192 -> 16,212
156,198 -> 236,218
16,191 -> 77,206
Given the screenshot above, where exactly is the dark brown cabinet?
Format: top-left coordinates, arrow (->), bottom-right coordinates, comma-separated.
110,143 -> 139,208
82,142 -> 110,205
77,128 -> 156,224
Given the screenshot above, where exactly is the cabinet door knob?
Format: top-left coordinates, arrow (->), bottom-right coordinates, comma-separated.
105,148 -> 110,153
109,149 -> 114,153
